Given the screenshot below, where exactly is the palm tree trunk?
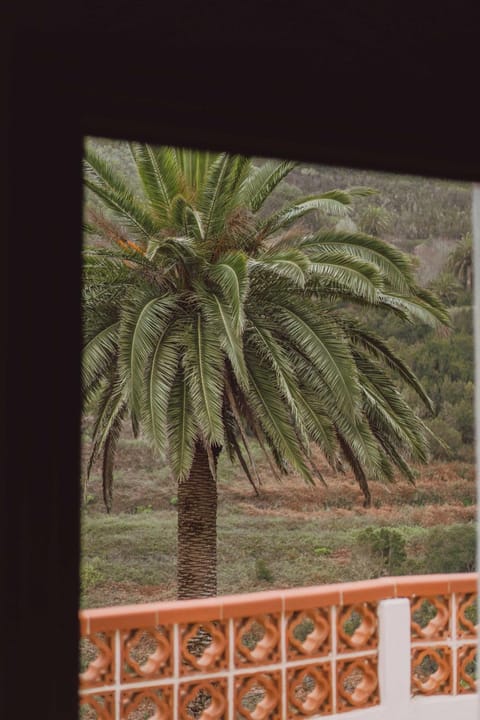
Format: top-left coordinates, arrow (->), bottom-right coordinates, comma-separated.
177,440 -> 218,599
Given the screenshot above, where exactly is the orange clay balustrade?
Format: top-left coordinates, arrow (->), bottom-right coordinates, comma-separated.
79,574 -> 478,719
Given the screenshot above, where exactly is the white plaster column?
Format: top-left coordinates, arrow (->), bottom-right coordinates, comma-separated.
378,598 -> 411,719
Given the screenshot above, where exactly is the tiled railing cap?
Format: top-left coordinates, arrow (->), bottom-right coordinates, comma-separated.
79,573 -> 478,633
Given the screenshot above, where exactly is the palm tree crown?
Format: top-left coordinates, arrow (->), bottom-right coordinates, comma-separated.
83,145 -> 448,511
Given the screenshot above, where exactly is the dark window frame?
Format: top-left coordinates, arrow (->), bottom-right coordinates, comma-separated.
2,27 -> 479,718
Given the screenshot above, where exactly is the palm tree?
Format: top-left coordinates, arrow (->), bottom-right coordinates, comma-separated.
356,204 -> 392,236
448,232 -> 473,291
428,271 -> 462,307
82,145 -> 449,599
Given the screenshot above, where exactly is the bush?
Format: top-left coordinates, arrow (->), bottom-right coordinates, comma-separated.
357,527 -> 407,575
453,391 -> 475,445
80,558 -> 104,592
255,558 -> 274,582
427,417 -> 463,460
419,524 -> 476,573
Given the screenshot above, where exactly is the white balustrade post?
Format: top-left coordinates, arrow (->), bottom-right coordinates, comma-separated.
378,598 -> 411,720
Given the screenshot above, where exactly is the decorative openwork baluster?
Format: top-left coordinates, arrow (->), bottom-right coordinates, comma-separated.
78,576 -> 478,718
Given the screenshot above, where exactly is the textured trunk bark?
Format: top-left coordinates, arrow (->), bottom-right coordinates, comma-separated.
177,441 -> 218,599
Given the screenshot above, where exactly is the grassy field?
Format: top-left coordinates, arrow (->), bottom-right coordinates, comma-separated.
80,423 -> 476,609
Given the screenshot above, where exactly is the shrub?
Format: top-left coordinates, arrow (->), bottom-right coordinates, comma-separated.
357,527 -> 406,575
427,417 -> 463,460
255,558 -> 274,583
80,558 -> 104,592
420,524 -> 476,573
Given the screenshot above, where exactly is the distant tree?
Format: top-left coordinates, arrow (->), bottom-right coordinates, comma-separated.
428,271 -> 462,306
448,232 -> 473,290
82,144 -> 448,598
356,204 -> 392,236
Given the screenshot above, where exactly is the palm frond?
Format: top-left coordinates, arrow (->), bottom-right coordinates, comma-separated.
244,348 -> 313,483
167,368 -> 197,481
184,314 -> 224,445
253,249 -> 311,288
240,159 -> 298,212
269,298 -> 359,413
344,321 -> 433,412
222,387 -> 261,494
376,292 -> 450,326
300,231 -> 416,293
293,393 -> 337,464
82,321 -> 120,405
362,378 -> 427,459
175,148 -> 219,191
83,220 -> 98,235
117,292 -> 177,416
412,286 -> 452,326
336,431 -> 372,507
170,195 -> 193,236
141,326 -> 182,455
208,251 -> 249,330
102,405 -> 127,513
356,354 -> 428,460
198,154 -> 241,240
84,147 -> 158,242
307,252 -> 383,303
251,318 -> 337,462
247,321 -> 308,443
146,236 -> 197,266
345,186 -> 379,198
222,155 -> 252,211
128,143 -> 180,222
291,351 -> 382,475
87,373 -> 128,481
259,193 -> 352,238
196,285 -> 249,390
131,409 -> 140,439
370,429 -> 417,483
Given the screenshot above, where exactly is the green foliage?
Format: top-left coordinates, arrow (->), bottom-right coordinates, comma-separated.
370,296 -> 474,459
412,600 -> 438,629
418,524 -> 476,573
343,611 -> 362,636
464,599 -> 477,626
255,557 -> 274,582
448,232 -> 473,289
134,504 -> 153,514
426,417 -> 463,460
83,492 -> 96,507
357,527 -> 407,575
80,558 -> 104,592
428,271 -> 463,306
314,546 -> 332,556
356,205 -> 392,236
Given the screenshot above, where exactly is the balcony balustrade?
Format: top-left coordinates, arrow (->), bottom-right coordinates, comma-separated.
79,573 -> 478,719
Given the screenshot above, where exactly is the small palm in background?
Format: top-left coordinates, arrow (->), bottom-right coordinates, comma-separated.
447,232 -> 473,290
82,144 -> 448,599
